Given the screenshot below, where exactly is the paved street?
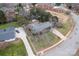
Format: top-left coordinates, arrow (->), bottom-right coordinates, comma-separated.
44,12 -> 79,56
15,5 -> 79,56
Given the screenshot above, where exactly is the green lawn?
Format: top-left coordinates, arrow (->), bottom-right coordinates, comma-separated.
0,39 -> 28,56
57,19 -> 73,35
0,22 -> 19,29
27,30 -> 60,52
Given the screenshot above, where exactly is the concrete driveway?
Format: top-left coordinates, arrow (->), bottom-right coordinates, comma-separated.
15,27 -> 35,56
44,12 -> 79,56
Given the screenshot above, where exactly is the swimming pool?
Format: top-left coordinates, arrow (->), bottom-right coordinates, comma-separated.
0,27 -> 15,41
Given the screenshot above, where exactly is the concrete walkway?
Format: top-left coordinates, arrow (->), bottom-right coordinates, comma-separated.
50,28 -> 66,40
44,11 -> 79,56
15,27 -> 35,56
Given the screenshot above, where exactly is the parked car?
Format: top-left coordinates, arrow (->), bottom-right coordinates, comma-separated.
16,30 -> 20,33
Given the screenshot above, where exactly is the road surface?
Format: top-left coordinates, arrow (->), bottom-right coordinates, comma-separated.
44,12 -> 79,56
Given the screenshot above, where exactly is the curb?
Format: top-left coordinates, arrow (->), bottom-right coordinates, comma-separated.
65,15 -> 75,38
36,16 -> 75,56
36,39 -> 64,55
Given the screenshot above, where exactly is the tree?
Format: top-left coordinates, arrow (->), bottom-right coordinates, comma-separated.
52,16 -> 59,27
16,15 -> 29,26
55,3 -> 61,6
18,3 -> 23,9
30,7 -> 52,22
52,16 -> 58,22
65,11 -> 71,15
15,3 -> 24,15
32,3 -> 37,7
0,10 -> 7,24
56,21 -> 63,28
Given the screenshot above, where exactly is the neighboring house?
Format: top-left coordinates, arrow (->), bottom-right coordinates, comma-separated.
0,27 -> 15,41
0,7 -> 16,22
5,9 -> 16,22
27,21 -> 53,35
36,3 -> 64,13
0,3 -> 17,8
18,3 -> 32,17
65,3 -> 79,11
0,3 -> 33,22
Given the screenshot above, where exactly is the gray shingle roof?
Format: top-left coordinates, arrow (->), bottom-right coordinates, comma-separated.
30,22 -> 52,34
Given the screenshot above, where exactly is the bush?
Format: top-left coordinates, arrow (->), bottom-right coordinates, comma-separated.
0,10 -> 7,24
55,3 -> 61,6
16,15 -> 29,26
30,7 -> 52,22
56,22 -> 63,28
65,11 -> 71,15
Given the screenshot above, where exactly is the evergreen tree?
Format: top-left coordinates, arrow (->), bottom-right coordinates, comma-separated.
0,10 -> 7,24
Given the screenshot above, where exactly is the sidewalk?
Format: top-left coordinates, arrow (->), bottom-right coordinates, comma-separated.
15,27 -> 35,56
50,28 -> 67,40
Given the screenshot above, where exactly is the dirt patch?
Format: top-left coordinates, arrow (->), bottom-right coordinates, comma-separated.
0,38 -> 20,49
0,42 -> 9,49
46,10 -> 70,23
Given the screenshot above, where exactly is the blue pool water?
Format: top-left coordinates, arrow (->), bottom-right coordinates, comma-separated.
0,27 -> 15,41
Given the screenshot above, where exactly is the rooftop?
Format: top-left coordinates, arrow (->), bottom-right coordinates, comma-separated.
29,22 -> 52,34
0,27 -> 15,41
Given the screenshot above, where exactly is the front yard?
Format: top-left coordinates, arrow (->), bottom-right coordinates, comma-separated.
26,30 -> 60,52
57,18 -> 73,35
0,39 -> 28,56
